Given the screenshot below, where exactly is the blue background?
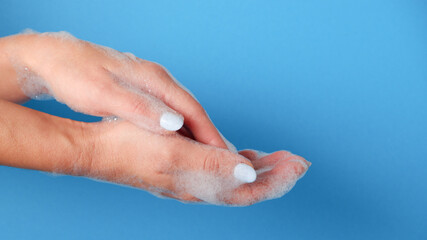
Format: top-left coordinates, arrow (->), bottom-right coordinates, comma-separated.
1,0 -> 426,239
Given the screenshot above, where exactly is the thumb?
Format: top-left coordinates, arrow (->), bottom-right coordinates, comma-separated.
187,145 -> 257,183
174,141 -> 257,204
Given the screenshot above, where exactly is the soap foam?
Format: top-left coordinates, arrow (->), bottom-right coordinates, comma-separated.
13,64 -> 53,100
175,170 -> 242,205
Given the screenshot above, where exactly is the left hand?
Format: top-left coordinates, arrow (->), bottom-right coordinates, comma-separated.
0,31 -> 229,149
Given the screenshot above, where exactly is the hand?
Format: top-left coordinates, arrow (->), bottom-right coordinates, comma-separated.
2,31 -> 228,148
65,119 -> 311,206
0,32 -> 310,206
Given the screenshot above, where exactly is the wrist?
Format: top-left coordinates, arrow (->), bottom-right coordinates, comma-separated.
59,120 -> 100,177
0,100 -> 89,173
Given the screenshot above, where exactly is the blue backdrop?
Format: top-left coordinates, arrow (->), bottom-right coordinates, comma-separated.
1,0 -> 426,239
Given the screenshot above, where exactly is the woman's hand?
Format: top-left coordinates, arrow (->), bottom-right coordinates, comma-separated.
69,119 -> 310,206
0,31 -> 229,148
0,89 -> 310,206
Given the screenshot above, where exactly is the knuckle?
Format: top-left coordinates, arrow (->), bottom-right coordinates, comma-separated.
128,97 -> 148,115
143,61 -> 173,84
183,99 -> 207,122
144,61 -> 167,74
92,83 -> 112,101
153,143 -> 180,175
152,157 -> 175,176
202,150 -> 224,174
86,73 -> 115,100
190,101 -> 205,115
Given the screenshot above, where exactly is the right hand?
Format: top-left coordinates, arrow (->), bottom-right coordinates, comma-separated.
65,119 -> 310,206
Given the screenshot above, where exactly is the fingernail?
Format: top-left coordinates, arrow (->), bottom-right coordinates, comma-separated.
160,112 -> 184,131
234,163 -> 257,183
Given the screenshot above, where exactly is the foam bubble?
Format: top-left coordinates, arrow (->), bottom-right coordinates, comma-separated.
15,65 -> 53,100
175,170 -> 242,204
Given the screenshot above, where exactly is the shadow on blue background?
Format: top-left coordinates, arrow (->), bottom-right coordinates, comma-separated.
1,0 -> 426,239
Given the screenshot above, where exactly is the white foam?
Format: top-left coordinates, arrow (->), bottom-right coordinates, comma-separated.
15,65 -> 53,100
175,170 -> 242,204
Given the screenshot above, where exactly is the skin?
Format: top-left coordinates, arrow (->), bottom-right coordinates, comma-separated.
0,32 -> 227,147
0,33 -> 311,205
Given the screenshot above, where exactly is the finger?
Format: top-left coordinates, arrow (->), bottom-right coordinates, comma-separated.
174,193 -> 203,203
228,155 -> 310,206
239,149 -> 262,162
156,191 -> 202,203
121,61 -> 229,149
251,151 -> 310,170
177,125 -> 195,139
172,142 -> 257,204
164,82 -> 229,149
181,144 -> 257,183
240,149 -> 309,170
102,83 -> 184,132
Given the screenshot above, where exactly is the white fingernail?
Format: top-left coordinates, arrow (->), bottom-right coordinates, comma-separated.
160,112 -> 184,131
234,164 -> 257,183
